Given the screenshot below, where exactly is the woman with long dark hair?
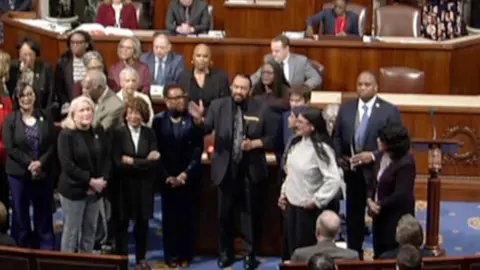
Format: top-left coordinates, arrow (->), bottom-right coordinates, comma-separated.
278,106 -> 342,258
367,123 -> 416,258
252,60 -> 290,113
54,30 -> 94,117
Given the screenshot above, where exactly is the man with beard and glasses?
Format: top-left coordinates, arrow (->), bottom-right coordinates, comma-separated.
152,84 -> 203,268
188,74 -> 278,270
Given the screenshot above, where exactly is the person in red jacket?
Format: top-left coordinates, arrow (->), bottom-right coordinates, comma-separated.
96,0 -> 139,29
0,50 -> 13,234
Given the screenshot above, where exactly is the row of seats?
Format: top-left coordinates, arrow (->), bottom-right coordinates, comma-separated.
323,4 -> 421,37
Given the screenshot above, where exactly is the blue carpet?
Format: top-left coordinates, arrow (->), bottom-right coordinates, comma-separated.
48,196 -> 480,269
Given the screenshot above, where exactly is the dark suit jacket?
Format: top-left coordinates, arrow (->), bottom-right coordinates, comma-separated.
369,153 -> 416,215
166,0 -> 210,34
113,125 -> 157,219
96,3 -> 139,29
0,0 -> 31,13
152,111 -> 203,183
307,9 -> 359,36
57,126 -> 110,200
178,68 -> 230,109
333,97 -> 402,184
7,60 -> 56,112
203,97 -> 278,185
291,241 -> 359,262
139,51 -> 185,86
2,110 -> 56,178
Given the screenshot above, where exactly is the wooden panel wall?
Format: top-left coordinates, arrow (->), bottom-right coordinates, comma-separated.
154,0 -> 373,38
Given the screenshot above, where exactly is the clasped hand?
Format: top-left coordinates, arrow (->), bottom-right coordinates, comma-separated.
349,151 -> 374,168
367,198 -> 381,215
28,160 -> 42,177
176,23 -> 194,34
166,172 -> 188,188
89,177 -> 107,194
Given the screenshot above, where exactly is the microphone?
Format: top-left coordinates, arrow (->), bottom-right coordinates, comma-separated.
429,108 -> 437,139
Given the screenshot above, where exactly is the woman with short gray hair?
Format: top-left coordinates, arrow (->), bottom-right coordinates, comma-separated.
72,51 -> 115,99
116,67 -> 154,126
108,37 -> 152,93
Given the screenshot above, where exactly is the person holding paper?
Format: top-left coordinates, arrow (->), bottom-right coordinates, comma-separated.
332,71 -> 402,259
116,67 -> 154,127
96,0 -> 139,29
140,33 -> 185,90
152,84 -> 203,268
178,44 -> 230,110
166,0 -> 210,35
305,0 -> 359,37
109,37 -> 152,94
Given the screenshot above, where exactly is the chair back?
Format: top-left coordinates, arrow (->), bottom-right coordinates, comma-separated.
375,5 -> 421,37
380,66 -> 424,93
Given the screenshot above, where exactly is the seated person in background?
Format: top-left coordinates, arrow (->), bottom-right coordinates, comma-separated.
166,0 -> 210,35
252,60 -> 290,114
379,214 -> 434,259
96,0 -> 139,29
116,67 -> 154,127
306,0 -> 359,37
0,202 -> 15,246
178,44 -> 229,109
290,211 -> 358,262
251,35 -> 321,90
307,253 -> 337,270
73,51 -> 116,99
140,33 -> 184,87
109,37 -> 152,94
396,244 -> 423,270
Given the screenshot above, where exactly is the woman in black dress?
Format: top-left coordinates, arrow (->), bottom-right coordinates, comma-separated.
113,97 -> 159,270
252,59 -> 290,114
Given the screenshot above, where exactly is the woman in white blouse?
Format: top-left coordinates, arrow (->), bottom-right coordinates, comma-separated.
279,106 -> 342,259
117,67 -> 154,126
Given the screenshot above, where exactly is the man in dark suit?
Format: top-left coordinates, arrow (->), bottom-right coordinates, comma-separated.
140,33 -> 184,88
291,210 -> 358,262
166,0 -> 210,35
306,0 -> 359,37
188,74 -> 278,270
332,71 -> 401,259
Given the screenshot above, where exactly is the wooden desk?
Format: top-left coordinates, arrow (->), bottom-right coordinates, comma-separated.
3,14 -> 480,94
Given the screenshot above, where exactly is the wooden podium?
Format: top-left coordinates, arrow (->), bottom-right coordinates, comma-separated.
411,138 -> 461,256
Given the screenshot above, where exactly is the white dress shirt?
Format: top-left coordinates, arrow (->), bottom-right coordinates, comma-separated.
282,54 -> 290,82
128,125 -> 140,153
357,96 -> 377,120
282,137 -> 342,208
112,3 -> 123,27
117,90 -> 155,127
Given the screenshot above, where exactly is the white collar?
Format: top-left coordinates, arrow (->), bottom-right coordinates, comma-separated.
155,54 -> 168,63
282,53 -> 290,65
112,3 -> 123,9
128,124 -> 141,133
358,96 -> 377,110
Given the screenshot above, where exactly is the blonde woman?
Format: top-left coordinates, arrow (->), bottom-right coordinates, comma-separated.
117,67 -> 154,126
108,37 -> 152,93
96,0 -> 139,29
57,96 -> 110,253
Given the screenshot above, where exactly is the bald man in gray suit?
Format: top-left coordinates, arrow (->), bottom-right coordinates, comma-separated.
291,211 -> 359,262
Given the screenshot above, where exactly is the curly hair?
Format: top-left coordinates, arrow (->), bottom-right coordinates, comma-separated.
378,123 -> 411,160
124,96 -> 150,124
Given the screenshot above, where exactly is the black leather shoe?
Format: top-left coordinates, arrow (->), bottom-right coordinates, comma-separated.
217,252 -> 234,268
243,256 -> 260,270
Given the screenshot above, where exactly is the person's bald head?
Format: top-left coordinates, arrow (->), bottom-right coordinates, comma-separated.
316,210 -> 341,241
82,70 -> 107,102
192,44 -> 211,71
153,33 -> 171,59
